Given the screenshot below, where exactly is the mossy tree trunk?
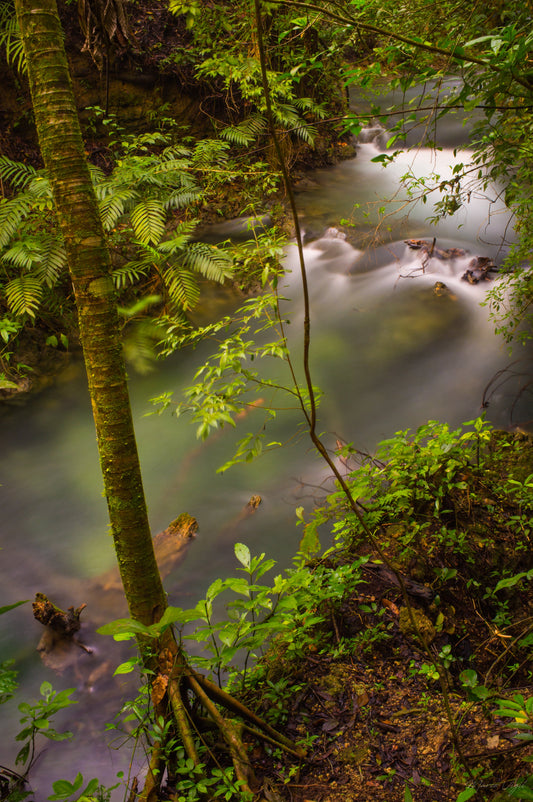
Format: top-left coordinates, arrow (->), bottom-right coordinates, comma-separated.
14,5 -> 305,795
14,0 -> 167,631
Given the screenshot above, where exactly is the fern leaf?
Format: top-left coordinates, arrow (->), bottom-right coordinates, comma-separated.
122,319 -> 160,375
35,237 -> 67,287
192,139 -> 230,169
220,115 -> 267,146
163,265 -> 200,311
27,175 -> 53,200
112,261 -> 151,290
5,276 -> 43,318
88,163 -> 105,185
160,146 -> 192,160
292,121 -> 318,145
151,157 -> 192,175
131,200 -> 166,245
0,13 -> 26,75
164,189 -> 201,210
0,198 -> 31,248
1,238 -> 44,270
98,187 -> 139,230
181,242 -> 233,283
293,96 -> 327,119
157,222 -> 197,253
0,156 -> 37,190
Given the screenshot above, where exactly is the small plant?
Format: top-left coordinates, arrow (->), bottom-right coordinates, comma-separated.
48,773 -> 99,802
15,682 -> 77,773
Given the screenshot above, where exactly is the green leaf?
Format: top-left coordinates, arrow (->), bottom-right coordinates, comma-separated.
506,787 -> 533,800
456,789 -> 477,802
234,542 -> 250,570
298,522 -> 321,557
5,275 -> 43,318
0,600 -> 29,615
495,572 -> 527,592
114,659 -> 138,675
49,779 -> 75,799
97,617 -> 151,637
130,199 -> 166,245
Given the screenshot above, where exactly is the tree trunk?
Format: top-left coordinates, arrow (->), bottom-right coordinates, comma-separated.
14,0 -> 167,631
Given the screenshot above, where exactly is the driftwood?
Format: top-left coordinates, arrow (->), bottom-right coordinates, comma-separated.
363,561 -> 434,602
94,512 -> 198,592
404,238 -> 466,261
461,256 -> 498,284
33,513 -> 199,666
32,593 -> 86,637
405,239 -> 499,283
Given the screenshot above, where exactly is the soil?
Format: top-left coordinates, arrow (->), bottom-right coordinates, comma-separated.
241,432 -> 533,802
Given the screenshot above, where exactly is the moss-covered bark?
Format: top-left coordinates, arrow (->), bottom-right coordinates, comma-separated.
15,0 -> 167,629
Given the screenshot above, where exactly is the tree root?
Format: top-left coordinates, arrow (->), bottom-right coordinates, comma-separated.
138,646 -> 305,801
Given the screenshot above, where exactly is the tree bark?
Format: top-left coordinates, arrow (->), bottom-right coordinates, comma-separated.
15,0 -> 167,631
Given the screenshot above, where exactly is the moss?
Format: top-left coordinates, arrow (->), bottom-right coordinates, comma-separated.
399,607 -> 436,645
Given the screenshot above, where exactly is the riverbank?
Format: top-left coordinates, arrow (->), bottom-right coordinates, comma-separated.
234,425 -> 533,802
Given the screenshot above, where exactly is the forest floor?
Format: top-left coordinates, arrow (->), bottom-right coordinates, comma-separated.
240,431 -> 533,802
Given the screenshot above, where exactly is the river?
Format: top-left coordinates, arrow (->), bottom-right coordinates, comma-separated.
0,82 -> 531,796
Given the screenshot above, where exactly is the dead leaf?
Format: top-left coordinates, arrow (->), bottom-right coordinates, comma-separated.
151,673 -> 168,706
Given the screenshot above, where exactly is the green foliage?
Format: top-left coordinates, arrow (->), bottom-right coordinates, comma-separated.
0,2 -> 26,74
100,543 -> 366,689
0,128 -> 239,371
0,660 -> 18,705
48,773 -> 99,802
488,695 -> 533,798
0,601 -> 27,705
15,682 -> 77,773
153,277 -> 308,461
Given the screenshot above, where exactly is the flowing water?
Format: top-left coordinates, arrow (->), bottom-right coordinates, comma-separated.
1,85 -> 532,794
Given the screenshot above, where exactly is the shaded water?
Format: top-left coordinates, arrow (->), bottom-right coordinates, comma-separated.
1,90 -> 531,794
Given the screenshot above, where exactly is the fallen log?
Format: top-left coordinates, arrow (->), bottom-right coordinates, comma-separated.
94,512 -> 198,592
33,513 -> 198,667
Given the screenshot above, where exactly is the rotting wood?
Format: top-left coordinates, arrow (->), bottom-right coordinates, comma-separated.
95,512 -> 198,592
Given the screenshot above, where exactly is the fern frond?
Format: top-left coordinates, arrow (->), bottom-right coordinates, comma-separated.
157,222 -> 197,253
131,199 -> 166,245
0,156 -> 37,190
274,103 -> 317,144
34,237 -> 67,287
88,163 -> 106,185
164,189 -> 201,210
151,158 -> 191,175
112,261 -> 151,290
292,121 -> 318,145
192,139 -> 231,169
27,175 -> 53,200
1,238 -> 45,270
0,13 -> 26,74
220,115 -> 267,146
181,242 -> 234,282
0,198 -> 31,248
273,103 -> 300,129
5,275 -> 43,318
122,319 -> 160,374
160,145 -> 192,161
135,132 -> 170,148
293,96 -> 327,119
98,187 -> 139,230
163,264 -> 200,311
